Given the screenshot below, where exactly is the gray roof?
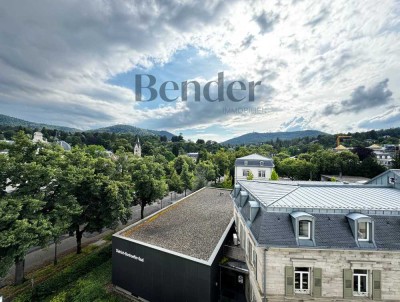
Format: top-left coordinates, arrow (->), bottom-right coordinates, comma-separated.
249,211 -> 400,250
120,188 -> 233,261
238,180 -> 400,212
235,154 -> 274,168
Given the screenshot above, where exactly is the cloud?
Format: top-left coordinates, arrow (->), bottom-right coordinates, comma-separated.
0,0 -> 399,140
322,79 -> 393,115
358,106 -> 400,129
255,11 -> 279,34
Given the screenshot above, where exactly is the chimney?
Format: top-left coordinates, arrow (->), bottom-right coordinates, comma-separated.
249,200 -> 260,222
239,191 -> 248,207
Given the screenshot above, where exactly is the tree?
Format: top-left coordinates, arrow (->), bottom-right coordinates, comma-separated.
168,169 -> 184,194
181,162 -> 194,196
194,160 -> 216,189
393,151 -> 400,169
270,169 -> 279,180
131,156 -> 168,219
174,155 -> 195,174
66,147 -> 133,254
0,132 -> 53,283
247,171 -> 254,180
213,150 -> 230,182
221,170 -> 233,189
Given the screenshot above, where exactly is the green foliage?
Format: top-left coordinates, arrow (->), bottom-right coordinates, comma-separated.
180,162 -> 194,194
221,171 -> 233,189
130,156 -> 168,217
278,158 -> 315,180
246,171 -> 254,180
270,169 -> 279,180
168,169 -> 184,194
330,177 -> 337,182
30,245 -> 112,300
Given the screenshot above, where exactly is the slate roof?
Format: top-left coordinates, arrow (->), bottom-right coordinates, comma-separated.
235,153 -> 274,167
249,212 -> 400,250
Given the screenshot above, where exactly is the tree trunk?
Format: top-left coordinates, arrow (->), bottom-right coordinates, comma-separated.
184,189 -> 187,196
14,257 -> 25,285
140,202 -> 145,219
54,240 -> 58,265
76,227 -> 84,254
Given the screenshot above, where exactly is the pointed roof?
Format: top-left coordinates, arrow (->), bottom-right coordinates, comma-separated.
368,144 -> 381,149
237,153 -> 272,160
335,144 -> 347,150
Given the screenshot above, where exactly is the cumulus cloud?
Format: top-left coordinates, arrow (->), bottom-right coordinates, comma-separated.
0,0 -> 399,139
322,79 -> 393,115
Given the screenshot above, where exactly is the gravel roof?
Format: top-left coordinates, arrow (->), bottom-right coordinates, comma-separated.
121,188 -> 233,261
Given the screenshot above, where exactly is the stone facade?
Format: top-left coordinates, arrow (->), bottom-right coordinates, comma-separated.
234,207 -> 400,302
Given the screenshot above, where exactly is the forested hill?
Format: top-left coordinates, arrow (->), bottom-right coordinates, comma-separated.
0,114 -> 79,132
90,125 -> 175,140
222,130 -> 326,145
0,114 -> 175,139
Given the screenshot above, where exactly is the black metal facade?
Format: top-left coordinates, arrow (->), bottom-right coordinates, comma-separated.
112,236 -> 221,302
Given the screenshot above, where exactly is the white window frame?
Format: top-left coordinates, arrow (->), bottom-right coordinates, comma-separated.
258,170 -> 266,178
353,270 -> 368,297
244,160 -> 248,166
298,220 -> 311,240
357,222 -> 369,241
260,161 -> 264,166
294,267 -> 310,294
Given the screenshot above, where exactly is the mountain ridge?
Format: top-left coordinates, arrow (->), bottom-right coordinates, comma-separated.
0,114 -> 175,139
222,130 -> 326,145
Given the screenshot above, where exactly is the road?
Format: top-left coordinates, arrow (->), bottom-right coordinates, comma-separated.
2,191 -> 191,285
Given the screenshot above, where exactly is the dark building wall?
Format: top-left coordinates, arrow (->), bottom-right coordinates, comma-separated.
112,236 -> 216,302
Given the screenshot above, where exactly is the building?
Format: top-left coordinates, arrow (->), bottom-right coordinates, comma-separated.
56,140 -> 72,151
320,174 -> 370,184
235,154 -> 274,183
187,152 -> 199,162
134,137 -> 141,157
368,144 -> 399,168
112,188 -> 234,302
32,131 -> 47,143
232,170 -> 400,301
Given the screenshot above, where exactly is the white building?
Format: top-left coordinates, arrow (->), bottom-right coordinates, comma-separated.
32,131 -> 47,143
234,154 -> 274,183
133,137 -> 141,157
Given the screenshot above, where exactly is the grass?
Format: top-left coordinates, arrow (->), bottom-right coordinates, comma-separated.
45,260 -> 124,302
0,242 -> 121,302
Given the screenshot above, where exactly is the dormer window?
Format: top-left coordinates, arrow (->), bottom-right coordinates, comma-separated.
260,161 -> 264,166
290,211 -> 315,245
299,220 -> 311,239
346,213 -> 375,247
244,160 -> 248,166
357,222 -> 369,241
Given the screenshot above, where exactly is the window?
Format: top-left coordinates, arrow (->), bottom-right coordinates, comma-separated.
294,267 -> 310,294
243,169 -> 250,177
244,160 -> 248,166
358,222 -> 369,241
353,269 -> 368,297
252,248 -> 257,269
258,170 -> 266,178
299,220 -> 311,239
247,239 -> 252,260
260,161 -> 264,166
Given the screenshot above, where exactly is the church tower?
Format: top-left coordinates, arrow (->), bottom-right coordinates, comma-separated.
134,137 -> 141,157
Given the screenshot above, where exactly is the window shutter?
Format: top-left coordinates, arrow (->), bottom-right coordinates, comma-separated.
343,269 -> 353,299
313,267 -> 322,297
285,266 -> 294,296
372,270 -> 381,300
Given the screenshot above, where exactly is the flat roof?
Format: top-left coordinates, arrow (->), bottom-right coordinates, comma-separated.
239,180 -> 400,212
119,188 -> 233,262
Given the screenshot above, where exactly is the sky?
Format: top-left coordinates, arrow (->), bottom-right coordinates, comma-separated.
0,0 -> 399,142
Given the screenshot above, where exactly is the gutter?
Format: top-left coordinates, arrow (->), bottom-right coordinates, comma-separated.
263,248 -> 267,302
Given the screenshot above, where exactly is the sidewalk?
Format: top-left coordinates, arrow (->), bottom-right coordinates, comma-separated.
1,190 -> 190,286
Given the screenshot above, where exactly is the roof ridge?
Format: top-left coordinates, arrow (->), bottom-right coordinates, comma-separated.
266,185 -> 300,207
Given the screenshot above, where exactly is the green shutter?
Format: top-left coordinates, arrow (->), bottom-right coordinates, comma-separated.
372,270 -> 382,300
343,269 -> 353,299
313,267 -> 322,297
285,266 -> 294,296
